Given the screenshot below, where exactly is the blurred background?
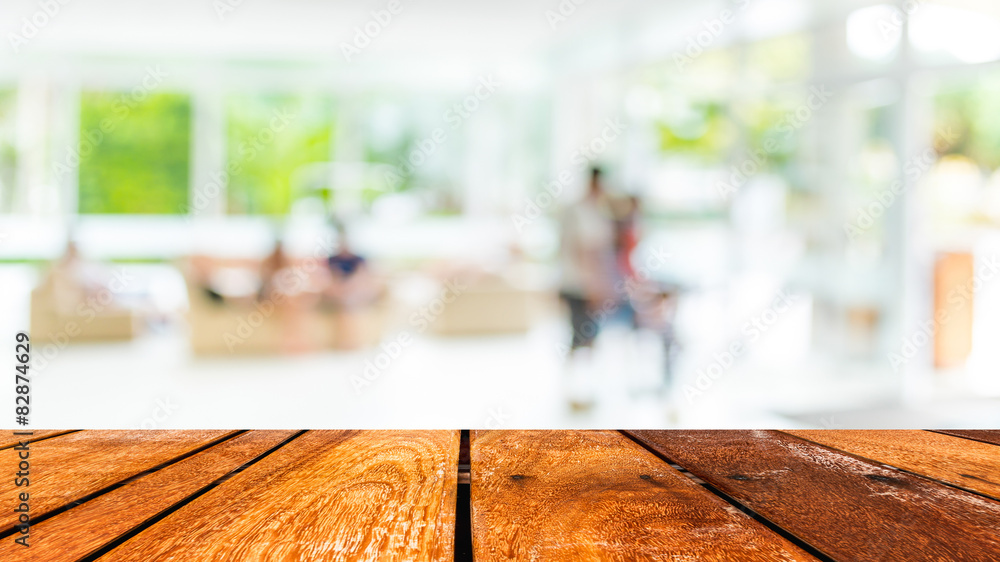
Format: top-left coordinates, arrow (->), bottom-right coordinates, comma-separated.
2,0 -> 1000,429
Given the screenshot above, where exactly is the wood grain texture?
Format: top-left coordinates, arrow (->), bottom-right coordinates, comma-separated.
934,429 -> 1000,447
629,430 -> 1000,562
0,430 -> 77,450
102,430 -> 459,562
0,430 -> 296,561
785,429 -> 1000,500
0,430 -> 233,531
471,430 -> 816,562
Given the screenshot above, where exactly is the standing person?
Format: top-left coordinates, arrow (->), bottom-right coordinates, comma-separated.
615,195 -> 642,284
558,167 -> 617,410
611,194 -> 643,329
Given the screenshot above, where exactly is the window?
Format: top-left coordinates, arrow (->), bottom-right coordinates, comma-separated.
925,73 -> 1000,230
934,74 -> 1000,171
225,94 -> 333,215
0,89 -> 16,214
78,91 -> 191,214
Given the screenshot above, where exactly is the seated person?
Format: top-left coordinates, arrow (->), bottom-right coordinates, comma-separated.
188,239 -> 314,308
323,222 -> 382,309
259,239 -> 321,353
32,239 -> 152,342
323,222 -> 384,349
49,240 -> 129,314
258,239 -> 293,302
259,238 -> 328,308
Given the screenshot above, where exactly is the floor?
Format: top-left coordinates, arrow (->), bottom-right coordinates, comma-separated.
6,264 -> 999,429
16,323 -> 998,429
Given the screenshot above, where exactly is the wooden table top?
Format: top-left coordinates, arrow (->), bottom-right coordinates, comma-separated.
2,429 -> 997,561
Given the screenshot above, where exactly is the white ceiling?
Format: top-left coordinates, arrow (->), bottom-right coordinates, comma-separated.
7,0 -> 1000,59
2,0 -> 663,61
5,0 -> 1000,88
0,0 -> 712,90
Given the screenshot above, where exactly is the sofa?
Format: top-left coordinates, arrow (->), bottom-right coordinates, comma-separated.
427,270 -> 553,336
30,273 -> 141,343
184,257 -> 394,355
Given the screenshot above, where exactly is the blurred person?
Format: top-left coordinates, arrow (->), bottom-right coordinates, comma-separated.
611,195 -> 682,398
615,195 -> 642,280
259,239 -> 293,302
260,238 -> 323,354
558,166 -> 617,410
47,238 -> 142,317
324,221 -> 382,307
49,240 -> 107,312
323,221 -> 384,349
185,238 -> 340,355
632,282 -> 681,390
37,238 -> 159,340
610,194 -> 643,329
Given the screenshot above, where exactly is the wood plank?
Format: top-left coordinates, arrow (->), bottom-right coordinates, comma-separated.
471,430 -> 816,561
629,430 -> 1000,562
785,430 -> 1000,501
0,430 -> 234,531
101,430 -> 459,562
0,430 -> 77,450
0,430 -> 297,561
934,429 -> 1000,447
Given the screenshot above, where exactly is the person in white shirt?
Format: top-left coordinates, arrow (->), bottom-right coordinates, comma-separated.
559,167 -> 617,357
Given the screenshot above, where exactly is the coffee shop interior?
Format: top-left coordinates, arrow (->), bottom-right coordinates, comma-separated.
2,0 -> 1000,428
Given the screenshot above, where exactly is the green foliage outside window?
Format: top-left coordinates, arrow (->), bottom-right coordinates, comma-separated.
0,89 -> 18,213
935,74 -> 1000,171
225,95 -> 333,215
656,102 -> 737,162
78,92 -> 191,214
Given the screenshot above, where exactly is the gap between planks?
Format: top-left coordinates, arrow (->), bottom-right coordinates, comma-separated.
0,430 -> 80,450
79,431 -> 308,562
781,429 -> 1000,504
619,430 -> 837,562
0,430 -> 243,540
